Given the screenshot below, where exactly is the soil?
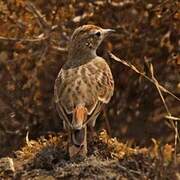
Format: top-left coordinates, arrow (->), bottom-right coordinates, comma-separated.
0,130 -> 179,179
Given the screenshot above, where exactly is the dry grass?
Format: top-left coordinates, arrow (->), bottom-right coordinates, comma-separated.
0,130 -> 178,179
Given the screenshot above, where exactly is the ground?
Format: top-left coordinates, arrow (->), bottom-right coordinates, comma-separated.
0,130 -> 179,179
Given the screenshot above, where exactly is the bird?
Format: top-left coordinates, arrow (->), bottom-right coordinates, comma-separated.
54,25 -> 114,158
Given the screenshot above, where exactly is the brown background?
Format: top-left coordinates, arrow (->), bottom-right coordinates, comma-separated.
0,0 -> 179,157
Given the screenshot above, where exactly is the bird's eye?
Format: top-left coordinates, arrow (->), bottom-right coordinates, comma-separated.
95,31 -> 101,37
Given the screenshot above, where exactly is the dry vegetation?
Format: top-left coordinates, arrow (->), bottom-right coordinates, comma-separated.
0,0 -> 179,179
1,130 -> 180,179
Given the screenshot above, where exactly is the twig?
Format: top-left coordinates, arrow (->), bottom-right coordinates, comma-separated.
108,52 -> 180,123
174,121 -> 178,164
51,0 -> 61,25
108,52 -> 180,102
149,64 -> 171,114
51,45 -> 68,53
25,131 -> 32,147
148,63 -> 179,163
165,115 -> 180,121
25,1 -> 66,52
0,35 -> 47,42
25,1 -> 50,30
0,35 -> 67,53
25,1 -> 58,33
108,52 -> 180,164
0,1 -> 67,53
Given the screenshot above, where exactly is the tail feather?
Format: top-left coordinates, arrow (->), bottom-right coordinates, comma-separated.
71,104 -> 87,146
68,126 -> 87,158
71,128 -> 86,147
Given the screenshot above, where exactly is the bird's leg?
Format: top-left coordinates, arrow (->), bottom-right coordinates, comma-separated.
88,113 -> 101,141
103,107 -> 112,136
86,102 -> 103,141
88,112 -> 100,141
89,125 -> 97,139
63,120 -> 68,130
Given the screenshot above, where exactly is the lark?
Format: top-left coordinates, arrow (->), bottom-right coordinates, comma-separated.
54,25 -> 114,158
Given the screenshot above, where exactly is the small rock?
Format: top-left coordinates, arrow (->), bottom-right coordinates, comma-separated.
0,157 -> 15,174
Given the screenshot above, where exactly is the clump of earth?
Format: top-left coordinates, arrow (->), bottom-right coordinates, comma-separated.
0,130 -> 179,179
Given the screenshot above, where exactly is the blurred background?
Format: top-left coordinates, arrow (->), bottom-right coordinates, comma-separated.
0,0 -> 179,157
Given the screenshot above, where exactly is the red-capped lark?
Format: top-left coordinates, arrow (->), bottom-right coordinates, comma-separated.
54,25 -> 114,158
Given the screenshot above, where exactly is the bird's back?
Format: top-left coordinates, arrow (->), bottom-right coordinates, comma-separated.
54,56 -> 114,116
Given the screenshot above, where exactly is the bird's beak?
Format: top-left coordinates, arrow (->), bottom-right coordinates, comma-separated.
102,29 -> 115,37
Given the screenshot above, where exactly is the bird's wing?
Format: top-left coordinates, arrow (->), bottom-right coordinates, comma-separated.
95,58 -> 114,104
83,101 -> 103,127
82,57 -> 114,126
54,70 -> 73,129
54,57 -> 114,129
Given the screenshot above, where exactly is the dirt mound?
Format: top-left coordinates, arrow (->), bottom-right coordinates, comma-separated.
0,130 -> 179,179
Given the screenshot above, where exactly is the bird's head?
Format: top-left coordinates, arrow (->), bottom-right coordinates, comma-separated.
68,25 -> 115,60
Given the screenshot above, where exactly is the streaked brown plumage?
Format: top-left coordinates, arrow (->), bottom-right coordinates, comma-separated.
54,25 -> 114,158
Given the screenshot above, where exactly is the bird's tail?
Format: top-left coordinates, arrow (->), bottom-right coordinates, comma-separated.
71,104 -> 87,147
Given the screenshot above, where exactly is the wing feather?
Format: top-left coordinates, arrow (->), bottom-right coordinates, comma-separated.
54,56 -> 114,128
